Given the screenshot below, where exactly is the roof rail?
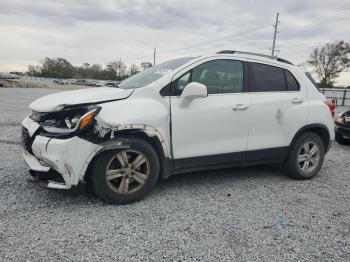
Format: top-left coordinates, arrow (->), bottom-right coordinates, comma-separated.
276,57 -> 293,65
216,50 -> 294,65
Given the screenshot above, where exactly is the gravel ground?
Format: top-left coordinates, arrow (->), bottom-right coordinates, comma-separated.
0,88 -> 349,261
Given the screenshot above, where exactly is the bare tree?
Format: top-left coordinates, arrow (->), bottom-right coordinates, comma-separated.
82,63 -> 90,69
140,62 -> 153,71
38,57 -> 75,79
107,60 -> 127,77
129,64 -> 139,75
27,58 -> 137,80
27,65 -> 40,76
307,40 -> 350,87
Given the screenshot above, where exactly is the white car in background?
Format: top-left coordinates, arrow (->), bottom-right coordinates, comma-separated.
0,73 -> 20,79
22,51 -> 335,204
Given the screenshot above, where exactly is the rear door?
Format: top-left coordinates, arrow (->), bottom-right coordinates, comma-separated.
170,59 -> 251,168
247,62 -> 309,159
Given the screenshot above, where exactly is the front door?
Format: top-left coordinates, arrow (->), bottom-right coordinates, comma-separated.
170,59 -> 251,169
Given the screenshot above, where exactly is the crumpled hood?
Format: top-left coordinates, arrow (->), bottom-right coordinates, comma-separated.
29,87 -> 133,112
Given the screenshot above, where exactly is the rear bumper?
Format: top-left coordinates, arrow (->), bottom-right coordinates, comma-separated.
335,125 -> 350,138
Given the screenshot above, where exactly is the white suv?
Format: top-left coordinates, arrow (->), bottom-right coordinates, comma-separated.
22,51 -> 335,204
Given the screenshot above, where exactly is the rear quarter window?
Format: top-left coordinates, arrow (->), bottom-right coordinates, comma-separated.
285,70 -> 300,91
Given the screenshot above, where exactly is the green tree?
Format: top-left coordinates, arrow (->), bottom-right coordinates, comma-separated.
40,57 -> 75,78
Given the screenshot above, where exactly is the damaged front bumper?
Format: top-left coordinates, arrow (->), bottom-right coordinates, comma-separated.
22,117 -> 103,189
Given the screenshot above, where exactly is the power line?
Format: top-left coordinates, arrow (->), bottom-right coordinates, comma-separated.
120,5 -> 350,64
125,25 -> 271,62
161,26 -> 270,55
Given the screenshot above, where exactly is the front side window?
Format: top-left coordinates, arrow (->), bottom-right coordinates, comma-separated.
175,72 -> 191,94
174,60 -> 244,95
251,63 -> 286,92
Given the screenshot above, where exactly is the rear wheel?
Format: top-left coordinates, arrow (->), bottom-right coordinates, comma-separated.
90,137 -> 159,204
284,132 -> 325,179
335,131 -> 350,145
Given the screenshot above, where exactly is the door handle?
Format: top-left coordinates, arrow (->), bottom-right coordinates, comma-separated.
292,98 -> 303,104
233,104 -> 249,111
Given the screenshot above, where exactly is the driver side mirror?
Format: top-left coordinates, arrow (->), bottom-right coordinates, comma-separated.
180,82 -> 208,107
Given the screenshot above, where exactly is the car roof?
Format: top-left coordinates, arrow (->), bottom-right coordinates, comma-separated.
192,50 -> 295,69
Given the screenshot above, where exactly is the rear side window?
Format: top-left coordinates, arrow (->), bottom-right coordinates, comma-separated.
285,70 -> 300,91
251,63 -> 286,92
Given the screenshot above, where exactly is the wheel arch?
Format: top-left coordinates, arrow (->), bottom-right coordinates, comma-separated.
289,124 -> 331,154
84,129 -> 172,184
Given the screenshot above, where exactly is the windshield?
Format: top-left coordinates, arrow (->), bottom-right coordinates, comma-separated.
118,57 -> 194,89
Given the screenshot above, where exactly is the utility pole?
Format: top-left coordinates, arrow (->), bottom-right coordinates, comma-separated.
153,48 -> 156,66
117,57 -> 121,77
271,12 -> 280,57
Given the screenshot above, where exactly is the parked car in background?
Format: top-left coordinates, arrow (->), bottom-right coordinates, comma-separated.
73,79 -> 88,85
53,79 -> 70,85
0,73 -> 20,79
104,81 -> 120,87
86,80 -> 97,86
86,80 -> 105,87
22,50 -> 335,204
335,109 -> 350,144
94,81 -> 104,87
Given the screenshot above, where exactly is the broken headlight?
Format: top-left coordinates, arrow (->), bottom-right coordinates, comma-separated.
38,106 -> 101,134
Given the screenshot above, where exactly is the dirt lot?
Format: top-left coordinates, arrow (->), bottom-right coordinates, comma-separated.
0,88 -> 349,261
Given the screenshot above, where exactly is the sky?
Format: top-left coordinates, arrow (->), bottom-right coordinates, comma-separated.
0,0 -> 349,85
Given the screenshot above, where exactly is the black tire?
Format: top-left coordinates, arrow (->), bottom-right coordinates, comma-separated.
90,137 -> 160,204
335,131 -> 350,145
284,132 -> 325,180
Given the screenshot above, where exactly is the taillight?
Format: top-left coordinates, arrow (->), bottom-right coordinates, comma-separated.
324,101 -> 336,117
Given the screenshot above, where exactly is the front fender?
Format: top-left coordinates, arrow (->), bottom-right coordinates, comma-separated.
95,95 -> 171,158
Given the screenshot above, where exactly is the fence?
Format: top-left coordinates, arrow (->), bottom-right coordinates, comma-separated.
320,88 -> 350,107
21,76 -> 56,83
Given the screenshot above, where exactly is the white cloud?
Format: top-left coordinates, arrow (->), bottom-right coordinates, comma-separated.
0,0 -> 349,84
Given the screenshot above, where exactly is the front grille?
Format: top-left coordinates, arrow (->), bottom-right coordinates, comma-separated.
21,127 -> 34,154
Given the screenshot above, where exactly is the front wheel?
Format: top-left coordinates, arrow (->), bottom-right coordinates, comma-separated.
90,137 -> 160,204
284,132 -> 325,180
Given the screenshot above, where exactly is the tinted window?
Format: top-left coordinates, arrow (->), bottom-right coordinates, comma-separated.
285,70 -> 300,91
174,60 -> 243,95
251,63 -> 286,92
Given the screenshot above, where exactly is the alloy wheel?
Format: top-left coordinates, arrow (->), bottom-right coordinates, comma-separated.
105,150 -> 150,194
297,141 -> 320,174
